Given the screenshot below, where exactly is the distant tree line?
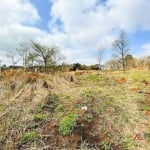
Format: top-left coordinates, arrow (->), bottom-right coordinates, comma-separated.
5,41 -> 65,73
1,30 -> 150,73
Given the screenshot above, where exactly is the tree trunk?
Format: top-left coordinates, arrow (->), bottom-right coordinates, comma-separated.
44,59 -> 47,74
122,60 -> 126,72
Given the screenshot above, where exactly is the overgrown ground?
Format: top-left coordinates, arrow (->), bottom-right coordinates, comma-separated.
0,69 -> 150,150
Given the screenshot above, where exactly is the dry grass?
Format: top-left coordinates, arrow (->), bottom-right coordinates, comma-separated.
0,69 -> 150,149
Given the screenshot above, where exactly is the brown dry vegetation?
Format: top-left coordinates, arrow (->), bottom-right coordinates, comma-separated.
0,69 -> 150,150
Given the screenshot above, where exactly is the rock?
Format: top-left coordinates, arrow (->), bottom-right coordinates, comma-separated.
70,75 -> 74,82
43,81 -> 48,88
10,82 -> 17,91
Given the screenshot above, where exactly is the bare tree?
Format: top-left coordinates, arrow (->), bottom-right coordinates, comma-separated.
6,53 -> 19,66
16,42 -> 30,67
97,47 -> 105,70
0,60 -> 1,75
113,29 -> 130,72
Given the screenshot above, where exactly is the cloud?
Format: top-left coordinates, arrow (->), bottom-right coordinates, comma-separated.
108,0 -> 150,32
0,0 -> 40,25
48,0 -> 150,63
141,43 -> 150,56
0,0 -> 150,65
48,0 -> 117,62
0,0 -> 44,65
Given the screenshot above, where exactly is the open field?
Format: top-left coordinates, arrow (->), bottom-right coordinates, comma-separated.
0,70 -> 150,150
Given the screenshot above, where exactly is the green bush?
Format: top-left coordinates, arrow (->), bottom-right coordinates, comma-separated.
59,114 -> 77,136
21,131 -> 39,143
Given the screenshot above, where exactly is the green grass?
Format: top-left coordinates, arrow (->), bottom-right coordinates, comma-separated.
100,141 -> 111,150
87,74 -> 100,82
122,134 -> 136,149
59,113 -> 78,136
33,113 -> 48,121
144,133 -> 150,142
21,131 -> 39,143
55,104 -> 64,112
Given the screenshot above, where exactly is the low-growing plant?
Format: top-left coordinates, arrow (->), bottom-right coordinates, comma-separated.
80,140 -> 89,149
144,133 -> 150,142
82,88 -> 94,99
100,141 -> 111,150
59,113 -> 78,136
55,104 -> 64,112
86,113 -> 93,123
122,134 -> 136,149
33,113 -> 48,121
0,104 -> 5,111
87,74 -> 100,82
46,93 -> 59,105
65,94 -> 73,101
55,112 -> 65,120
21,131 -> 39,143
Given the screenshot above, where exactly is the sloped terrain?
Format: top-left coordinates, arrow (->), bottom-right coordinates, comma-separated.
0,70 -> 150,150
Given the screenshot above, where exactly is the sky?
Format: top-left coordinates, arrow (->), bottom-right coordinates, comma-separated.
0,0 -> 150,66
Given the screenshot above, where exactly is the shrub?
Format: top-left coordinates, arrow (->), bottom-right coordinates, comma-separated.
59,114 -> 77,136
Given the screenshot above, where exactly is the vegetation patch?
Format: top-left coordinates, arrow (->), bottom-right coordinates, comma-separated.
21,131 -> 39,143
33,113 -> 48,121
59,113 -> 78,136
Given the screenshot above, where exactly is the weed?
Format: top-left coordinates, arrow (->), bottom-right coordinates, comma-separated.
33,113 -> 48,121
65,94 -> 73,101
140,105 -> 150,111
122,134 -> 136,149
100,141 -> 111,150
144,133 -> 150,142
0,104 -> 5,111
120,112 -> 130,122
87,74 -> 100,82
80,140 -> 89,149
59,113 -> 78,136
86,113 -> 93,123
46,93 -> 59,105
35,104 -> 45,112
21,131 -> 39,143
55,104 -> 64,112
55,112 -> 65,120
82,88 -> 94,99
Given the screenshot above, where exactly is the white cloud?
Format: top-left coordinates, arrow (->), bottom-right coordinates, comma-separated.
49,0 -> 117,59
108,0 -> 150,32
0,0 -> 44,65
141,43 -> 150,56
0,0 -> 40,25
1,0 -> 150,65
48,0 -> 150,63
